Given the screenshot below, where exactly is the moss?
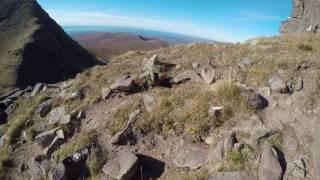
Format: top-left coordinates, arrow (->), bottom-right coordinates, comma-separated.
54,130 -> 98,163
267,132 -> 283,151
218,145 -> 253,172
177,168 -> 210,180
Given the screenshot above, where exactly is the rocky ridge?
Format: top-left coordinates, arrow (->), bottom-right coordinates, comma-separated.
281,0 -> 320,34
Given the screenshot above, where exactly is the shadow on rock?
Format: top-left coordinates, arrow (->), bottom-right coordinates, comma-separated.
132,154 -> 165,180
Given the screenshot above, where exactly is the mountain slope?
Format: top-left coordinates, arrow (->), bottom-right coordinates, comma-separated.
72,32 -> 169,61
0,0 -> 100,89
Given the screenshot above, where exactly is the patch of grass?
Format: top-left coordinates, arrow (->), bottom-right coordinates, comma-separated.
306,72 -> 320,109
297,44 -> 313,51
267,132 -> 283,151
54,130 -> 98,162
176,168 -> 210,180
106,97 -> 143,135
0,92 -> 49,177
218,145 -> 253,172
136,84 -> 216,140
213,81 -> 252,118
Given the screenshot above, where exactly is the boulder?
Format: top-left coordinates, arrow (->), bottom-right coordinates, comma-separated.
143,55 -> 160,82
0,88 -> 21,101
31,83 -> 45,97
258,87 -> 271,98
208,172 -> 254,180
200,65 -> 215,84
241,90 -> 268,110
48,106 -> 67,124
238,58 -> 253,69
35,127 -> 59,148
173,70 -> 203,84
0,109 -> 8,124
36,99 -> 53,117
7,90 -> 24,100
258,146 -> 283,180
5,103 -> 17,114
102,152 -> 139,180
0,98 -> 14,110
174,145 -> 207,169
110,110 -> 140,145
280,0 -> 320,34
143,94 -> 157,113
268,75 -> 290,94
110,75 -> 135,92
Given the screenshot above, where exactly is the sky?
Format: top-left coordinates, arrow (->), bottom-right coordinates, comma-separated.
38,0 -> 292,42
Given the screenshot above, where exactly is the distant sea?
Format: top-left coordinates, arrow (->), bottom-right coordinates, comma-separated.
63,26 -> 212,43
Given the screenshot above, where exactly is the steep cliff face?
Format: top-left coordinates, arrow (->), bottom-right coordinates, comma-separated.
0,0 -> 100,88
280,0 -> 320,34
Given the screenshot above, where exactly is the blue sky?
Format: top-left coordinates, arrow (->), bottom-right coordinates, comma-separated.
38,0 -> 292,42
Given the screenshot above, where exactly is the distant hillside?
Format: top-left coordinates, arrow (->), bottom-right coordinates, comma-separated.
0,0 -> 99,90
72,32 -> 170,61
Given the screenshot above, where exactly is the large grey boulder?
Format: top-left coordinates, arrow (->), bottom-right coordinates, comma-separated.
110,75 -> 136,92
48,106 -> 70,125
174,145 -> 207,169
173,70 -> 203,84
102,152 -> 139,180
281,0 -> 320,34
209,172 -> 254,180
268,75 -> 290,94
258,146 -> 283,180
200,65 -> 215,84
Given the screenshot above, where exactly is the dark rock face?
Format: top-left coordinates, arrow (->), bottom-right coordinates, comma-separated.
281,0 -> 320,34
0,0 -> 100,89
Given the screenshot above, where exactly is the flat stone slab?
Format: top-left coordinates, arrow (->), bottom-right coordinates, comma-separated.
174,145 -> 207,169
102,152 -> 139,180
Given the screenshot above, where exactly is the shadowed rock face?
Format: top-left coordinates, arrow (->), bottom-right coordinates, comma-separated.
0,0 -> 100,88
281,0 -> 320,34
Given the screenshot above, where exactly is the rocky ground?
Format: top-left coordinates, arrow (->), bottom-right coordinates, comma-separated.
0,34 -> 319,180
